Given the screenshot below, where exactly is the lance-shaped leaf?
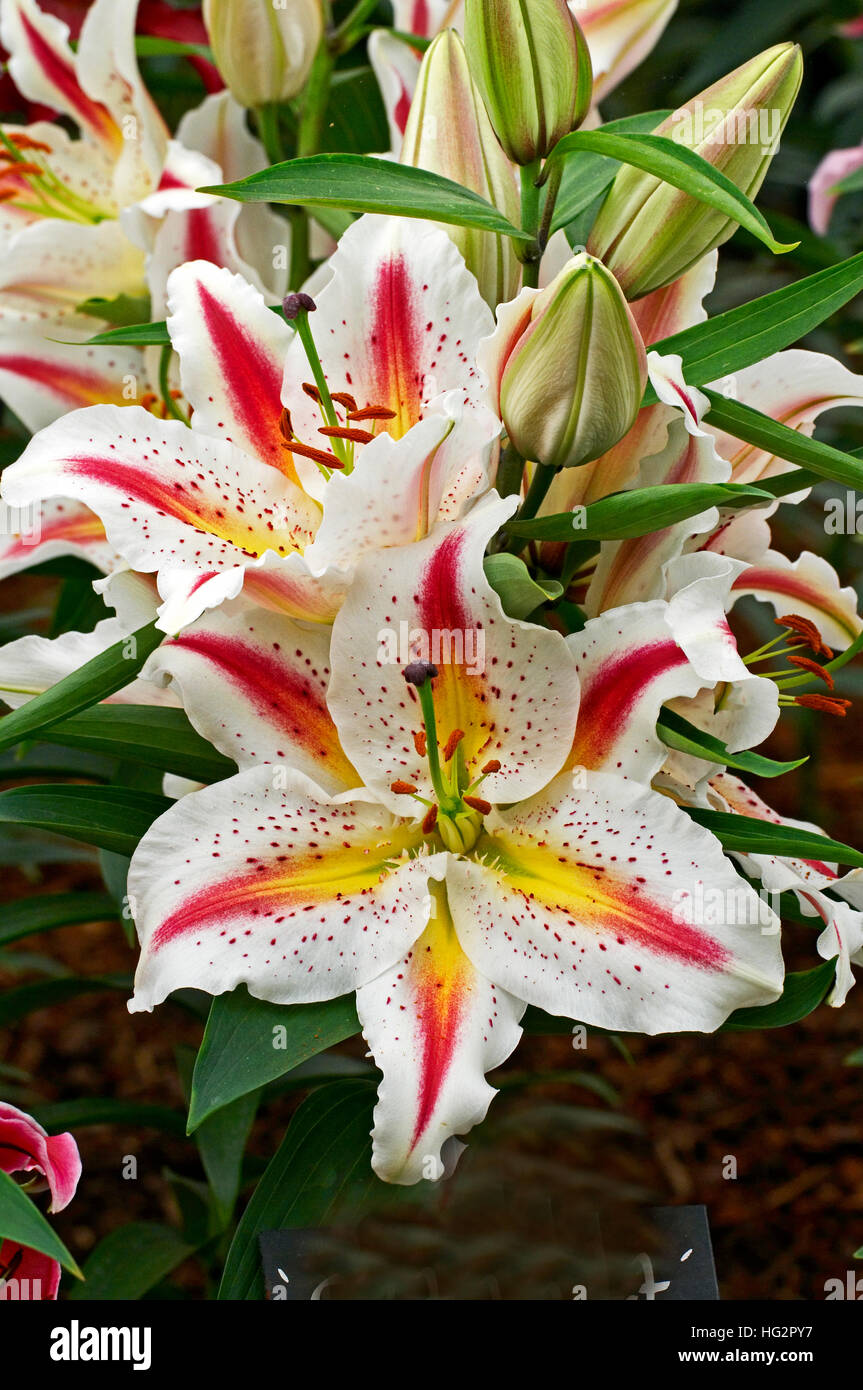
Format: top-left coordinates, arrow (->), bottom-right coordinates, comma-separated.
644,250 -> 863,396
0,1170 -> 82,1279
551,111 -> 673,235
188,987 -> 361,1131
217,1080 -> 389,1301
201,155 -> 530,239
685,807 -> 863,868
0,620 -> 163,753
35,705 -> 237,785
67,1222 -> 195,1300
0,891 -> 118,947
721,959 -> 836,1031
0,975 -> 131,1029
505,482 -> 773,541
0,785 -> 171,857
657,708 -> 807,779
542,130 -> 796,256
32,1099 -> 186,1139
702,390 -> 863,490
83,321 -> 172,348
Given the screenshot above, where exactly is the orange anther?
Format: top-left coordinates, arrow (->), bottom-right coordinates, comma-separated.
442,729 -> 465,762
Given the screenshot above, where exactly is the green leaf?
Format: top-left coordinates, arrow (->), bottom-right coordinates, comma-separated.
656,707 -> 807,779
0,620 -> 164,754
505,482 -> 773,542
68,1222 -> 194,1300
484,553 -> 562,618
38,705 -> 236,785
80,320 -> 171,348
544,129 -> 796,256
194,1089 -> 261,1226
645,251 -> 863,396
0,974 -> 130,1029
834,166 -> 863,197
202,155 -> 530,239
685,807 -> 863,867
0,891 -> 118,947
31,1099 -> 186,1139
76,292 -> 152,327
0,1169 -> 82,1278
702,390 -> 863,490
722,959 -> 836,1031
551,111 -> 673,235
0,785 -> 171,856
134,35 -> 213,61
218,1081 -> 388,1300
189,987 -> 360,1131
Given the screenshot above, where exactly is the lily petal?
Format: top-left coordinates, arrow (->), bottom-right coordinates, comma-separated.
357,879 -> 523,1185
707,349 -> 863,486
166,260 -> 295,479
0,404 -> 320,623
447,768 -> 784,1032
142,606 -> 359,792
731,549 -> 862,650
281,213 -> 495,498
327,493 -> 580,812
0,498 -> 116,579
0,1101 -> 81,1212
129,765 -> 445,1012
576,0 -> 679,104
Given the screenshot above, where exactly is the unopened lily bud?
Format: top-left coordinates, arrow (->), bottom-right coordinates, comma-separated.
498,253 -> 648,469
202,0 -> 323,108
401,31 -> 520,306
465,0 -> 592,166
588,42 -> 803,299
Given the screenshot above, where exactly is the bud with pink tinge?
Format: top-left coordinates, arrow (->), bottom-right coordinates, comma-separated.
496,253 -> 648,469
465,0 -> 593,166
202,0 -> 323,108
401,30 -> 520,307
588,43 -> 803,299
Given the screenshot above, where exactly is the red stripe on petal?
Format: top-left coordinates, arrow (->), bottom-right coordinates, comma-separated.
63,454 -> 271,555
195,280 -> 289,475
368,254 -> 424,438
169,629 -> 351,774
20,11 -> 118,145
0,353 -> 129,408
572,639 -> 688,769
732,567 -> 857,638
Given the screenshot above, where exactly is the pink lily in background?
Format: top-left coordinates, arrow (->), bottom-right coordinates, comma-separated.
126,494 -> 783,1184
0,1101 -> 81,1300
0,213 -> 500,632
809,143 -> 863,237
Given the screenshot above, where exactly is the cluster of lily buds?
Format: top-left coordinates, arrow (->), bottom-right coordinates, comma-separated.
400,29 -> 521,307
464,0 -> 592,165
202,0 -> 322,108
589,42 -> 804,298
495,253 -> 648,470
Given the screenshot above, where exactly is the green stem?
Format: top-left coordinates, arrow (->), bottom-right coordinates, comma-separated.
287,40 -> 337,290
496,443 -> 526,499
158,345 -> 189,425
416,680 -> 457,812
518,159 -> 543,289
505,464 -> 559,553
537,160 -> 563,254
332,0 -> 381,50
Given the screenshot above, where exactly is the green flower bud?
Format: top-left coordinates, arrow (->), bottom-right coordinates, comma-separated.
464,0 -> 593,166
497,253 -> 648,469
400,31 -> 520,307
202,0 -> 322,109
588,42 -> 803,299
